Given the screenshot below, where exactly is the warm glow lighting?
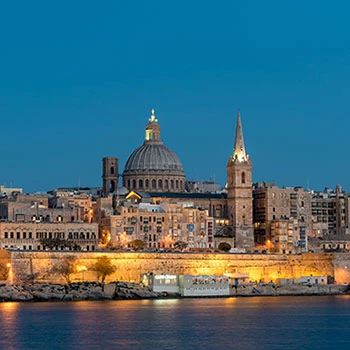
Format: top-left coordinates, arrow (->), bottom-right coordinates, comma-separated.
154,275 -> 177,280
76,265 -> 87,272
6,263 -> 11,268
119,231 -> 131,247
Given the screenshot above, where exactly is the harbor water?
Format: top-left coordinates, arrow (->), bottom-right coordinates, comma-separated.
1,296 -> 350,349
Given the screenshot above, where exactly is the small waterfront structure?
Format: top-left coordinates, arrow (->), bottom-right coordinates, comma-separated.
141,273 -> 180,294
141,273 -> 230,296
224,272 -> 250,286
278,275 -> 327,286
179,275 -> 230,297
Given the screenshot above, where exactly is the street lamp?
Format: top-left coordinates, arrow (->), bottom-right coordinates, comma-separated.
76,265 -> 87,281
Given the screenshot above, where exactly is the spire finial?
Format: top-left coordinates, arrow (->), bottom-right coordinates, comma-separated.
232,110 -> 247,162
149,108 -> 158,122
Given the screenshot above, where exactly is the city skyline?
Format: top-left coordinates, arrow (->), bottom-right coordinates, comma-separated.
1,1 -> 350,192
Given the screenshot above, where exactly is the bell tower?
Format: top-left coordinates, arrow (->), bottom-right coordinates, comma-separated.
226,111 -> 254,250
102,157 -> 119,196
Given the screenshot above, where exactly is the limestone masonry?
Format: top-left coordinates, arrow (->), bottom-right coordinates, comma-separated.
3,251 -> 350,285
1,109 -> 350,288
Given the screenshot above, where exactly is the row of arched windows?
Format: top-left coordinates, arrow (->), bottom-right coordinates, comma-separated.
126,178 -> 184,191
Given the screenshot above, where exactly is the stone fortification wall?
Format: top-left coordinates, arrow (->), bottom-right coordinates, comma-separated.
7,251 -> 339,285
333,253 -> 350,284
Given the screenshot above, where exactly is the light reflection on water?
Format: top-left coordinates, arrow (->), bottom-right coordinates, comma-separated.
0,296 -> 350,349
0,302 -> 20,350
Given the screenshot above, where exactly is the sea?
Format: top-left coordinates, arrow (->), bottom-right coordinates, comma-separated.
0,296 -> 350,350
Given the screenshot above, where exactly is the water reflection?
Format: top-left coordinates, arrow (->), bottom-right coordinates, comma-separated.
0,297 -> 350,349
0,302 -> 20,349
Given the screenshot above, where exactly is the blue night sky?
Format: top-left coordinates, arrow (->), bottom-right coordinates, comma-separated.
1,1 -> 349,193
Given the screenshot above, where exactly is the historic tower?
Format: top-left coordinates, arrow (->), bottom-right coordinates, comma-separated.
226,111 -> 254,250
102,157 -> 119,196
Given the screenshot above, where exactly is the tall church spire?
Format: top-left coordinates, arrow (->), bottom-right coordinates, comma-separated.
233,111 -> 248,162
226,110 -> 254,250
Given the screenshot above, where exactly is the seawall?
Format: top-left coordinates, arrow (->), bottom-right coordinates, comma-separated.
6,251 -> 350,285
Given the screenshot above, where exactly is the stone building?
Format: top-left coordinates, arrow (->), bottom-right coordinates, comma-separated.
308,235 -> 350,253
0,221 -> 99,251
104,199 -> 215,250
270,218 -> 308,254
102,157 -> 119,196
311,185 -> 350,237
0,191 -> 94,224
253,183 -> 312,247
0,185 -> 22,197
0,193 -> 72,223
122,109 -> 186,193
97,110 -> 255,251
48,189 -> 94,223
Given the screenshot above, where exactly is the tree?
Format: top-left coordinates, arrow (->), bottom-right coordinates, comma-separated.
40,238 -> 81,251
129,239 -> 146,250
93,256 -> 116,283
218,242 -> 231,252
174,241 -> 188,251
0,262 -> 10,280
51,256 -> 78,284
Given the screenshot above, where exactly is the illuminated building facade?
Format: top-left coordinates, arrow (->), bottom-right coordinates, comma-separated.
0,221 -> 99,251
100,110 -> 255,250
105,199 -> 215,249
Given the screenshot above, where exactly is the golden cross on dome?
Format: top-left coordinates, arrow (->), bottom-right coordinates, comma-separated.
149,108 -> 158,122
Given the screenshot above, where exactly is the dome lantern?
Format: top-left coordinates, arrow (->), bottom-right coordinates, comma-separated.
145,108 -> 161,142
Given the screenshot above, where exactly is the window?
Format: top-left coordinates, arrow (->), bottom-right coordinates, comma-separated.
23,232 -> 27,239
152,179 -> 156,188
110,166 -> 114,175
139,179 -> 143,188
132,180 -> 136,188
241,172 -> 246,184
158,179 -> 163,189
4,232 -> 8,239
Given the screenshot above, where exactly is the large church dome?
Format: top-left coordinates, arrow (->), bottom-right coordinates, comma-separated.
122,109 -> 185,192
124,143 -> 184,174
